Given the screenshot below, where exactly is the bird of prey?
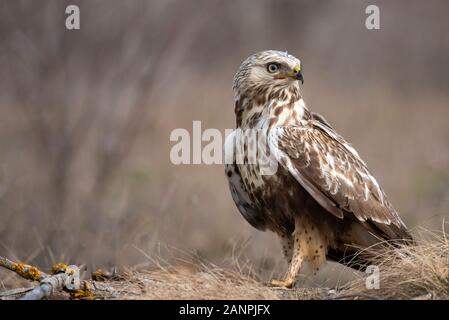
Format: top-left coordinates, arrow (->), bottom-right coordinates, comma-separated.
224,50 -> 412,288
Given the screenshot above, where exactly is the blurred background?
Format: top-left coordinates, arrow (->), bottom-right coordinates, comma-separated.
1,0 -> 448,287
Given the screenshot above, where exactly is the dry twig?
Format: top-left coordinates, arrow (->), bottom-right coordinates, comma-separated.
0,256 -> 91,300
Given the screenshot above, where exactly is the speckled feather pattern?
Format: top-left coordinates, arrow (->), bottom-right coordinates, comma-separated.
225,50 -> 412,285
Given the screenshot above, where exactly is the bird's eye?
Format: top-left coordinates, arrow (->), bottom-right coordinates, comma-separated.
267,63 -> 279,73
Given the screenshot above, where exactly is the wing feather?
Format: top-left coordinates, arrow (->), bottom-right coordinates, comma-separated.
268,121 -> 410,238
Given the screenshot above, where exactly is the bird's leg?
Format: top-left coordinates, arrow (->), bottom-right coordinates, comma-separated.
271,231 -> 304,288
280,234 -> 293,264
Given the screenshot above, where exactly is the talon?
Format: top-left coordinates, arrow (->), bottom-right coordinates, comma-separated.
270,278 -> 295,288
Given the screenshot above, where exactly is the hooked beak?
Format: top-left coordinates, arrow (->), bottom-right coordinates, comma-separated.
295,71 -> 304,84
273,64 -> 304,84
292,65 -> 303,84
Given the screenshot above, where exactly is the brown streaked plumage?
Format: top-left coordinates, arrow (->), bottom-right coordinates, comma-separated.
225,50 -> 412,288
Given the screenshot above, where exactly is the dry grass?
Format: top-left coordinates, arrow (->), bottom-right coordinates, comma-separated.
89,265 -> 327,300
83,229 -> 449,300
2,228 -> 449,300
336,227 -> 449,300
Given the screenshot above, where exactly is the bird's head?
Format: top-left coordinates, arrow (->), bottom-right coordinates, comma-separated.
233,50 -> 303,98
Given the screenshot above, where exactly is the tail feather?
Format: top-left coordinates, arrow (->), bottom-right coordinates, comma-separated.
327,236 -> 414,272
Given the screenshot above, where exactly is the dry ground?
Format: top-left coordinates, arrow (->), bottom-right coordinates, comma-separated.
1,228 -> 448,300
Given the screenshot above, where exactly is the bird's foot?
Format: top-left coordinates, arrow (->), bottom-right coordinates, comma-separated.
269,278 -> 295,289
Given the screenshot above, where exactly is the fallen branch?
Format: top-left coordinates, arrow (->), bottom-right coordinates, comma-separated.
0,256 -> 92,300
0,287 -> 34,300
0,256 -> 43,281
20,268 -> 90,300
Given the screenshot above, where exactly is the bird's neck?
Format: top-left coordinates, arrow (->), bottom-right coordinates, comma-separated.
234,85 -> 310,129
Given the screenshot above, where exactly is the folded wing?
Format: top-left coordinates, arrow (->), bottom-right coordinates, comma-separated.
268,119 -> 411,241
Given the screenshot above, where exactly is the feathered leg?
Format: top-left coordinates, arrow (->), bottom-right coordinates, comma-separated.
280,234 -> 293,263
271,231 -> 304,288
271,218 -> 327,288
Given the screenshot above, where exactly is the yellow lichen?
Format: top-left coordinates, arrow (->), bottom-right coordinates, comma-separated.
92,268 -> 110,281
13,263 -> 42,281
51,262 -> 69,274
69,282 -> 94,300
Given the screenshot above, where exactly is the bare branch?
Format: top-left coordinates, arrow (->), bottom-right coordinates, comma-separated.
0,256 -> 44,281
0,256 -> 91,300
0,287 -> 34,300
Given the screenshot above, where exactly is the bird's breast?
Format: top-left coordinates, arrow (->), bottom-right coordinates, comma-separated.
239,98 -> 308,131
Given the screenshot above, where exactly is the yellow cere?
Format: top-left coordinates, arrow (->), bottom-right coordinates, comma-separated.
293,65 -> 301,73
